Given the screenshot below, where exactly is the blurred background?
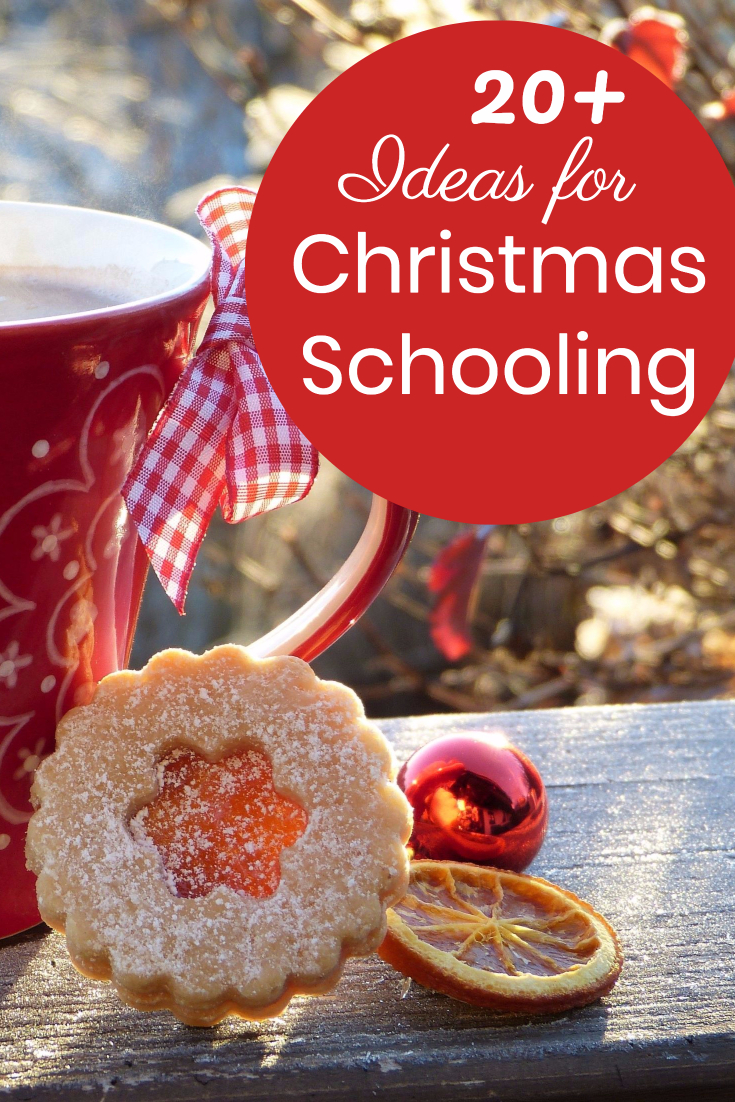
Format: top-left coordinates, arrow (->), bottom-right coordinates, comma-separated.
2,0 -> 735,717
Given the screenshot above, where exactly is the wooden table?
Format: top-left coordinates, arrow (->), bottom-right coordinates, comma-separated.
1,702 -> 734,1101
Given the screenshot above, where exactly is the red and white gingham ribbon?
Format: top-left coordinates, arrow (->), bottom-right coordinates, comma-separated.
123,187 -> 318,613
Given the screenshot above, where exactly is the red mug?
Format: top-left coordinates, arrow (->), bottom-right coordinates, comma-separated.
0,201 -> 417,938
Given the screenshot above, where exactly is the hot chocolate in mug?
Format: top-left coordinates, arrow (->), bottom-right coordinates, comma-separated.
0,201 -> 416,938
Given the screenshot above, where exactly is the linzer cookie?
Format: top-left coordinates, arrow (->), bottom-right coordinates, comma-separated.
26,646 -> 411,1025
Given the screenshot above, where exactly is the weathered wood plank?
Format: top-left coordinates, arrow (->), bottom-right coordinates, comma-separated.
1,701 -> 734,1100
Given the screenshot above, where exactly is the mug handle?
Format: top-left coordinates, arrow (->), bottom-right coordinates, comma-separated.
248,497 -> 418,662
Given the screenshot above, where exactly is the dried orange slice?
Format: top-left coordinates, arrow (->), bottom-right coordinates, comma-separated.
379,860 -> 622,1013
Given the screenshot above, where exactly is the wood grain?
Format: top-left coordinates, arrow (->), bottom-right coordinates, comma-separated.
2,701 -> 734,1101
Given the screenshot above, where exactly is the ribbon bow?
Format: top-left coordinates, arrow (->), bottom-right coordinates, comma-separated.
123,187 -> 318,613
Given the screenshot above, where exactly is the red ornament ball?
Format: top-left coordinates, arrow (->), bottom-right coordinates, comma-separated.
397,732 -> 548,872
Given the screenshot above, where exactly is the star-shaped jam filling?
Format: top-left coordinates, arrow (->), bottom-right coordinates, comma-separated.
131,746 -> 308,899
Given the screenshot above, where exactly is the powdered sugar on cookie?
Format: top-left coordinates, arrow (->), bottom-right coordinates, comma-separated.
26,646 -> 411,1025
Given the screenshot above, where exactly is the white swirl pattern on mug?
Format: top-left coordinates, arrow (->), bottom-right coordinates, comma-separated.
31,515 -> 74,562
0,364 -> 165,830
0,642 -> 32,689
